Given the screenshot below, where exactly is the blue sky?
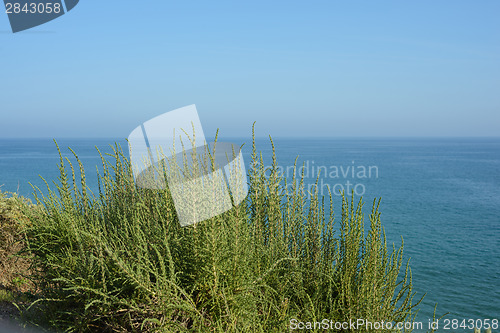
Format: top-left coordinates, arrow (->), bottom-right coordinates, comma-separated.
1,1 -> 499,138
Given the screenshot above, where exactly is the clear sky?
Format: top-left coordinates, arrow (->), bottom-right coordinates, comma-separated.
1,1 -> 499,138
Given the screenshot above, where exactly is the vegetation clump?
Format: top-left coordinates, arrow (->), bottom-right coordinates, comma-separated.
4,128 -> 424,332
0,190 -> 33,293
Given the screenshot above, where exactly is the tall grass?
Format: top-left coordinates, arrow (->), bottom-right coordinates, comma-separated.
20,127 -> 423,332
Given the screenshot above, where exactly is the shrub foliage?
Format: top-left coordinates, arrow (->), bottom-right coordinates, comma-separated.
21,128 -> 423,332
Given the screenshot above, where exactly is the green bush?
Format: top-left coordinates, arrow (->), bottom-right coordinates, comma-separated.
22,128 -> 423,332
0,189 -> 34,292
0,190 -> 24,253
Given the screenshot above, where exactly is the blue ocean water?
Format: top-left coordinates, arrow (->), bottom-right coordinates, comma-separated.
0,137 -> 499,330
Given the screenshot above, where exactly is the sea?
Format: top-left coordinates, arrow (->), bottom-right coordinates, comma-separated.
0,137 -> 499,331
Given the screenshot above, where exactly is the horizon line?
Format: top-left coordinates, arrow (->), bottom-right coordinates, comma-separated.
0,135 -> 499,140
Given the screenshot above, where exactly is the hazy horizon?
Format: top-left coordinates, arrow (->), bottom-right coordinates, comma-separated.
1,135 -> 499,140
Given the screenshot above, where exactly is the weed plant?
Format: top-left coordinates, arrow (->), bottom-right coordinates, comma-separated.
20,127 -> 423,332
